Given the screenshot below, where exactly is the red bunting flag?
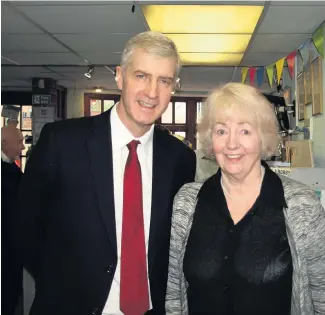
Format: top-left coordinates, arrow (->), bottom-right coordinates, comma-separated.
249,68 -> 256,86
286,51 -> 296,79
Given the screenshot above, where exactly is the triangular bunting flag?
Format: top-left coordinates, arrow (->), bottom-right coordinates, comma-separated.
286,51 -> 296,79
266,64 -> 274,88
249,68 -> 256,86
312,25 -> 324,59
256,67 -> 265,87
299,40 -> 311,68
241,67 -> 248,83
275,58 -> 285,85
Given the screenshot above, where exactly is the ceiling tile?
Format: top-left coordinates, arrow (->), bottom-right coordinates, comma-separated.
1,56 -> 18,65
180,67 -> 234,82
1,66 -> 55,81
249,34 -> 310,53
15,4 -> 147,34
54,33 -> 131,53
1,79 -> 31,87
2,34 -> 70,53
46,66 -> 87,74
1,3 -> 43,33
270,1 -> 325,6
241,52 -> 288,66
258,5 -> 325,34
3,52 -> 87,65
79,52 -> 122,65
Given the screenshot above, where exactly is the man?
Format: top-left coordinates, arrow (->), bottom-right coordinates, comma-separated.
16,31 -> 196,315
1,126 -> 25,315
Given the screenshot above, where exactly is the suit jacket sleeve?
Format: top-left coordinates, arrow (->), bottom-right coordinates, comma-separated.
179,146 -> 196,185
15,123 -> 57,278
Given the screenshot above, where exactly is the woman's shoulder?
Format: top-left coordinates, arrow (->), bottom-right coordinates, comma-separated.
279,175 -> 324,223
175,182 -> 204,203
280,175 -> 320,204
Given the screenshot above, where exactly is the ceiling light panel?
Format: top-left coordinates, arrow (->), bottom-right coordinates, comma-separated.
142,5 -> 264,34
166,34 -> 251,53
179,53 -> 244,66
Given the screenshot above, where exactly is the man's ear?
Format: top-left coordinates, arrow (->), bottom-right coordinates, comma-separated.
115,66 -> 123,90
1,139 -> 7,148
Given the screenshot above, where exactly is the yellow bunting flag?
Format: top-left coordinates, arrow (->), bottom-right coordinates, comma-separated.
275,58 -> 285,85
312,25 -> 324,59
266,64 -> 274,88
241,67 -> 248,83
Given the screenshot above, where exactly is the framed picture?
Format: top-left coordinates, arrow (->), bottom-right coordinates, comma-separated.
311,56 -> 323,116
297,72 -> 305,121
304,63 -> 312,105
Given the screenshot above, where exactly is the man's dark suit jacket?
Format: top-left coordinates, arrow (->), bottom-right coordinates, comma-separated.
16,109 -> 196,315
1,159 -> 23,315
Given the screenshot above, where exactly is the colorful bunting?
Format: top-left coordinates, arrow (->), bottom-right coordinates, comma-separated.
256,67 -> 264,87
286,51 -> 296,79
240,23 -> 324,87
312,25 -> 324,59
249,68 -> 256,86
275,57 -> 285,85
299,40 -> 311,68
266,64 -> 274,88
241,67 -> 248,83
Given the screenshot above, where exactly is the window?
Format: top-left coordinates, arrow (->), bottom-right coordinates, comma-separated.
84,93 -> 120,116
197,102 -> 203,124
158,97 -> 203,149
160,100 -> 187,138
84,94 -> 204,149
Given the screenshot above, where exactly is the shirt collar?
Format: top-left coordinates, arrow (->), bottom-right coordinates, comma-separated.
1,151 -> 12,164
110,103 -> 154,153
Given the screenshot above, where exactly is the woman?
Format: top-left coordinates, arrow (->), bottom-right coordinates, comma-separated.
166,83 -> 325,315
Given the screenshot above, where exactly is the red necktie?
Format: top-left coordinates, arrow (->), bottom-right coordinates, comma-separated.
120,140 -> 149,315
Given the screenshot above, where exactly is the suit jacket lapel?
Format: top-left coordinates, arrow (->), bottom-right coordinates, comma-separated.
148,129 -> 175,273
86,109 -> 117,254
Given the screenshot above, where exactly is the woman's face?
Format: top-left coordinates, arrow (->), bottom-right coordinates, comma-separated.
212,117 -> 262,180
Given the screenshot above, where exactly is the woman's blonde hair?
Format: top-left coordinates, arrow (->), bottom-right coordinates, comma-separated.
121,31 -> 181,80
197,82 -> 280,159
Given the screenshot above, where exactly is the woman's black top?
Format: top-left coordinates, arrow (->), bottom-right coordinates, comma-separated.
183,163 -> 293,315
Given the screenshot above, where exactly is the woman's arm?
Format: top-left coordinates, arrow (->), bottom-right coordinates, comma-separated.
166,183 -> 199,314
306,197 -> 325,314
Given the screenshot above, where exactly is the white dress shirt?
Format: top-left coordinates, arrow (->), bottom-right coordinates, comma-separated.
102,105 -> 154,315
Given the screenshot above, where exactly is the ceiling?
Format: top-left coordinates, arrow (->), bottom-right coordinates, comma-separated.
1,1 -> 325,95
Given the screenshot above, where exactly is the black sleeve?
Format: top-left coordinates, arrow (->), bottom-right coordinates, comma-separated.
15,123 -> 57,278
179,146 -> 196,185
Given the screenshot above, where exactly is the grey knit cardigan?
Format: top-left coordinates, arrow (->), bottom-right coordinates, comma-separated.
166,175 -> 325,315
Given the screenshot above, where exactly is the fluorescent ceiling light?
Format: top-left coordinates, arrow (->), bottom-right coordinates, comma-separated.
179,53 -> 244,66
166,34 -> 251,53
142,5 -> 263,34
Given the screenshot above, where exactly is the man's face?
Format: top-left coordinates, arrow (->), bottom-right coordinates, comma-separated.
115,48 -> 177,137
3,129 -> 25,161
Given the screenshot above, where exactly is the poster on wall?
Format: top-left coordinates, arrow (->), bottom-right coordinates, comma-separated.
311,56 -> 323,116
297,72 -> 305,121
304,64 -> 312,105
